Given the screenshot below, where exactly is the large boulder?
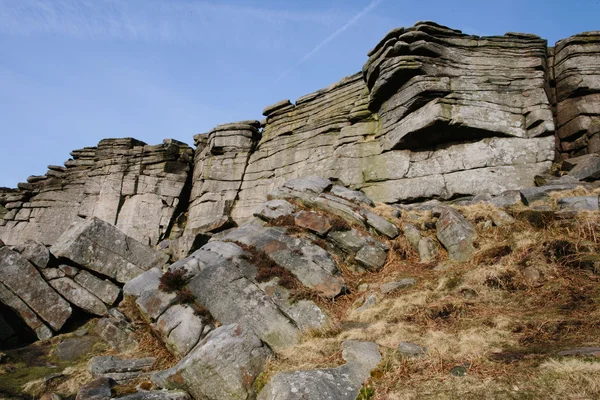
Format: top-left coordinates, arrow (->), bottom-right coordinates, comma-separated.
258,341 -> 381,400
153,324 -> 271,400
51,217 -> 169,283
0,246 -> 71,331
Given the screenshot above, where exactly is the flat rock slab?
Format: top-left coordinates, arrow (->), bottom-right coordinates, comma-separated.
94,309 -> 138,353
294,211 -> 332,235
436,208 -> 476,262
89,356 -> 155,380
567,155 -> 600,181
20,240 -> 51,269
187,244 -> 299,350
0,281 -> 53,340
558,196 -> 600,211
330,186 -> 374,206
0,246 -> 72,331
254,200 -> 296,221
113,391 -> 190,400
74,270 -> 120,306
557,347 -> 600,357
380,278 -> 417,294
283,176 -> 332,195
76,377 -> 115,400
153,324 -> 271,400
51,217 -> 169,283
398,342 -> 427,358
49,277 -> 108,316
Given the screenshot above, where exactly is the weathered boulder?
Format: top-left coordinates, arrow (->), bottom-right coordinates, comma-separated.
223,222 -> 346,298
49,278 -> 108,316
254,200 -> 296,221
558,196 -> 600,211
436,208 -> 476,262
187,242 -> 300,350
153,324 -> 271,400
328,229 -> 388,271
330,185 -> 374,206
258,341 -> 380,400
0,281 -> 53,340
51,217 -> 168,283
94,309 -> 138,353
89,356 -> 155,382
0,246 -> 71,331
567,155 -> 600,181
113,391 -> 190,400
74,270 -> 120,306
294,210 -> 332,235
76,377 -> 115,400
20,240 -> 51,269
154,304 -> 210,357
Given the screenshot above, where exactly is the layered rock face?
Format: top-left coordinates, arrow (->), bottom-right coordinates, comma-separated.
183,21 -> 564,244
0,138 -> 193,247
552,31 -> 600,158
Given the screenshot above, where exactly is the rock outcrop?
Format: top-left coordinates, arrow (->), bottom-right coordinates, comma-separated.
0,138 -> 193,247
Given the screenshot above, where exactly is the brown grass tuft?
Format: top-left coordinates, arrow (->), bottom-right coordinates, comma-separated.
159,267 -> 189,293
234,241 -> 300,290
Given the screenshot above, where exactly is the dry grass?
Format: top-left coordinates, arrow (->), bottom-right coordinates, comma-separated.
259,193 -> 600,399
119,296 -> 177,370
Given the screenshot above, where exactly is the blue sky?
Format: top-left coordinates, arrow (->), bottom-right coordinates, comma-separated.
1,0 -> 599,187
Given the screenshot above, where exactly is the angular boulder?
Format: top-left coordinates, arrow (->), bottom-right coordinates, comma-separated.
48,277 -> 108,316
436,208 -> 476,262
51,217 -> 169,283
258,341 -> 380,400
0,247 -> 71,331
153,324 -> 271,400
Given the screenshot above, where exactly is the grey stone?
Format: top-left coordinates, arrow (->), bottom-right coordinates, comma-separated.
49,277 -> 108,316
21,240 -> 51,269
557,347 -> 600,357
0,281 -> 53,340
283,176 -> 332,195
0,247 -> 72,331
136,287 -> 177,322
380,278 -> 417,294
557,196 -> 600,211
398,342 -> 427,358
418,237 -> 439,262
355,294 -> 376,313
94,310 -> 138,353
51,217 -> 169,283
360,208 -> 400,238
258,341 -> 380,400
74,270 -> 120,306
223,223 -> 345,298
123,267 -> 163,297
112,391 -> 190,400
55,336 -> 99,361
436,208 -> 476,262
488,190 -> 524,208
520,184 -> 583,205
355,244 -> 387,271
403,224 -> 422,250
567,155 -> 600,181
330,186 -> 374,206
294,210 -> 332,236
89,356 -> 155,382
155,304 -> 206,357
253,200 -> 296,221
153,324 -> 271,400
76,377 -> 115,400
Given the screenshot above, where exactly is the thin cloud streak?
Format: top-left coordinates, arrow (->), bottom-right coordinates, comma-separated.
276,0 -> 385,82
0,0 -> 339,42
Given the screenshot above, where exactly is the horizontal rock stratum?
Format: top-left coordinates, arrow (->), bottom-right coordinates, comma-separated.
1,21 -> 599,259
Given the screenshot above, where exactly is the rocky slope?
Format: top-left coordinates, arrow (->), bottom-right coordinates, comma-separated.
1,21 -> 600,400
